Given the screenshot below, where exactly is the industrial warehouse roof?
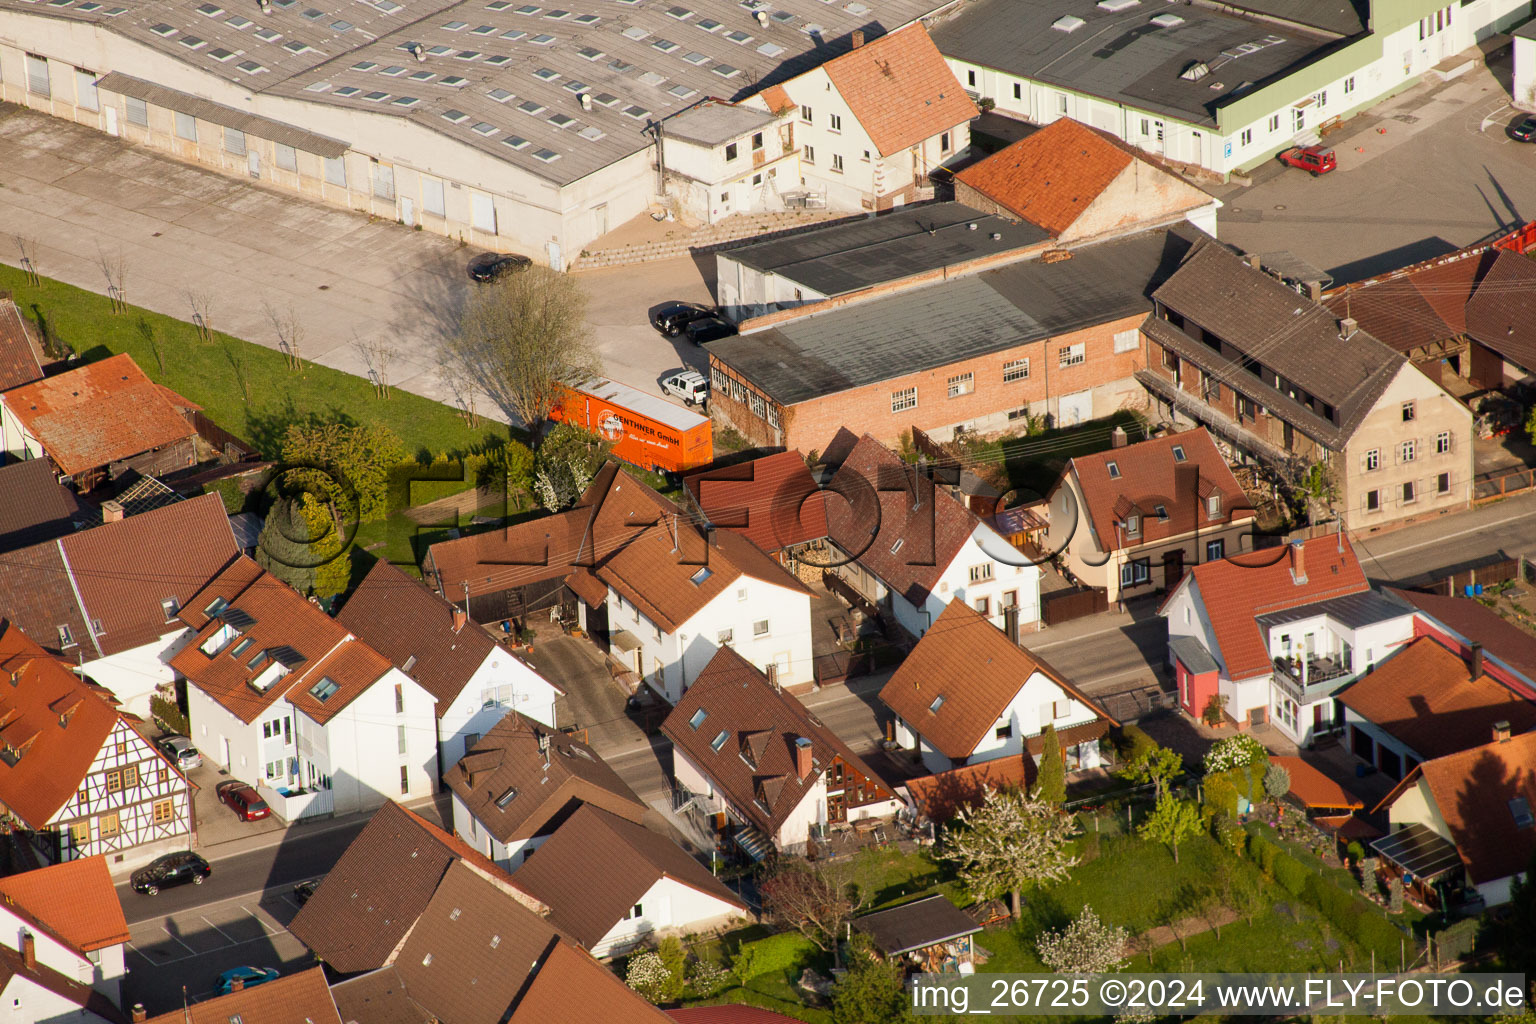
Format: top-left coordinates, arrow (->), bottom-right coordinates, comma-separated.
3,0 -> 947,187
719,202 -> 1051,297
930,0 -> 1340,128
713,224 -> 1199,406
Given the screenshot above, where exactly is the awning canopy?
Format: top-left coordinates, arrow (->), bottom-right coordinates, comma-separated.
610,630 -> 642,653
1372,823 -> 1462,882
732,825 -> 772,862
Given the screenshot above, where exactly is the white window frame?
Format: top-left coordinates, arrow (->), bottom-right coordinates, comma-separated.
828,113 -> 841,132
1399,439 -> 1417,463
1112,329 -> 1138,354
1435,431 -> 1451,455
947,372 -> 974,398
1058,342 -> 1085,368
1364,449 -> 1379,472
891,386 -> 916,413
1003,358 -> 1029,382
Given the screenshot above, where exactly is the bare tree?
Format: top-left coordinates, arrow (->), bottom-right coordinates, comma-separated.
95,246 -> 130,313
352,333 -> 401,399
440,265 -> 598,442
435,359 -> 480,428
262,299 -> 307,372
760,858 -> 869,968
185,289 -> 216,342
13,236 -> 40,286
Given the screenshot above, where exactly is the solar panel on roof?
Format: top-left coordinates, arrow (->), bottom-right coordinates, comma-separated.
221,607 -> 257,629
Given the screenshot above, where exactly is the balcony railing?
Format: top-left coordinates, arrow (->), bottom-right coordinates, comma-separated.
1273,654 -> 1355,702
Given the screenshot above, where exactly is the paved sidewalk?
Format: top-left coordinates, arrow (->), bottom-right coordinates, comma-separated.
197,792 -> 449,863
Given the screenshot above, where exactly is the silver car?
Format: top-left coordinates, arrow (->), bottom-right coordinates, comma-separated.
158,735 -> 202,771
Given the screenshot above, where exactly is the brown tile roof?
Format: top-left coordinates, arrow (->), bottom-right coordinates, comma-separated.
0,856 -> 130,953
0,941 -> 126,1024
0,353 -> 195,476
1338,636 -> 1536,761
330,967 -> 431,1024
1465,249 -> 1536,372
661,645 -> 892,837
289,801 -> 466,974
1391,731 -> 1536,885
953,117 -> 1131,235
142,966 -> 341,1024
685,451 -> 829,553
1062,428 -> 1252,554
393,859 -> 563,1024
509,805 -> 746,948
668,1009 -> 807,1024
1390,588 -> 1536,692
1166,535 -> 1370,681
510,939 -> 673,1024
62,493 -> 238,658
0,539 -> 93,658
338,559 -> 512,714
880,600 -> 1115,760
0,298 -> 46,393
1324,249 -> 1493,356
1267,756 -> 1362,810
906,754 -> 1037,823
0,621 -> 126,827
428,462 -> 808,628
756,84 -> 795,116
170,556 -> 391,726
824,430 -> 986,609
444,712 -> 647,845
820,24 -> 976,158
0,460 -> 80,554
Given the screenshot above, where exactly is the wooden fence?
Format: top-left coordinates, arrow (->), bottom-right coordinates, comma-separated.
188,410 -> 262,463
1041,586 -> 1110,626
1414,556 -> 1527,597
1473,466 -> 1536,504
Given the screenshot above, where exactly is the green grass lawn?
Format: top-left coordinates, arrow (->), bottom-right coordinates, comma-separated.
960,410 -> 1149,498
0,263 -> 514,461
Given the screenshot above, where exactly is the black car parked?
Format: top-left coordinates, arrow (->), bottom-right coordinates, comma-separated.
1511,116 -> 1536,143
467,252 -> 532,281
651,301 -> 714,336
131,852 -> 212,895
683,315 -> 737,345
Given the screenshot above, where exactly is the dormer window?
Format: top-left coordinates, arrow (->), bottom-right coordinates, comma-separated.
249,659 -> 289,693
1125,514 -> 1140,536
690,566 -> 713,586
1106,461 -> 1120,479
495,786 -> 519,809
309,676 -> 340,702
57,625 -> 74,648
200,622 -> 238,656
1171,445 -> 1186,463
1154,505 -> 1168,521
1207,494 -> 1221,519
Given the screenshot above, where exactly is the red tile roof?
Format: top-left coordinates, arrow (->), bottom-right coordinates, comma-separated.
824,430 -> 987,609
510,939 -> 674,1023
685,451 -> 829,553
1390,588 -> 1536,690
143,966 -> 341,1024
1384,730 -> 1536,885
953,118 -> 1132,235
0,856 -> 129,953
1463,250 -> 1536,371
0,621 -> 124,827
661,645 -> 893,837
1338,636 -> 1536,761
1169,535 -> 1370,681
905,754 -> 1037,824
170,556 -> 391,725
1062,429 -> 1252,554
880,599 -> 1115,760
1268,756 -> 1362,810
1,353 -> 194,476
1325,249 -> 1493,356
508,805 -> 746,948
820,24 -> 976,158
756,84 -> 795,116
0,298 -> 46,393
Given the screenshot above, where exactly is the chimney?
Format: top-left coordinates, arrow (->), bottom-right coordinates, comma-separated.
1305,280 -> 1322,302
20,932 -> 33,971
1494,719 -> 1511,743
794,736 -> 813,780
1339,317 -> 1358,340
851,28 -> 864,47
101,500 -> 125,524
131,1005 -> 147,1024
451,607 -> 467,633
1470,641 -> 1485,681
231,976 -> 245,993
1110,426 -> 1127,449
1289,541 -> 1307,584
1245,252 -> 1261,272
1003,603 -> 1020,646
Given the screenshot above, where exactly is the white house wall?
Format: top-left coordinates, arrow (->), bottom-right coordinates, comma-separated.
321,667 -> 437,816
52,719 -> 193,873
0,906 -> 104,989
897,525 -> 1041,639
773,776 -> 826,851
85,632 -> 185,718
589,875 -> 743,957
966,670 -> 1101,766
0,974 -> 114,1024
438,650 -> 559,771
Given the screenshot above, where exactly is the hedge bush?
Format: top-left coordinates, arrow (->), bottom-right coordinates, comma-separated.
1202,775 -> 1239,819
1271,850 -> 1310,896
1247,833 -> 1279,876
1119,723 -> 1159,763
732,932 -> 817,981
150,694 -> 190,736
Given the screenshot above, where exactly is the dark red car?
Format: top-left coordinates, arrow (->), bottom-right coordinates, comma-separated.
1277,145 -> 1336,176
217,780 -> 271,821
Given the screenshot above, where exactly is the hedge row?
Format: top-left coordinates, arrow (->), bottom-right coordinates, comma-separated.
1242,827 -> 1405,955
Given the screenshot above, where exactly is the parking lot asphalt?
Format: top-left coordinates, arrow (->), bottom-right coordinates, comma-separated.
124,883 -> 314,1013
1213,50 -> 1536,283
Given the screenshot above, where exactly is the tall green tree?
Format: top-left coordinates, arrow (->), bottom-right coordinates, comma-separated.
1117,742 -> 1182,802
832,936 -> 912,1024
1032,724 -> 1066,805
937,788 -> 1078,919
255,495 -> 317,594
281,420 -> 406,522
1138,796 -> 1203,865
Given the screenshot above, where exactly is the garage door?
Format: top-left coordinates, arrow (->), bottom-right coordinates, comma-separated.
472,193 -> 497,235
1058,389 -> 1092,426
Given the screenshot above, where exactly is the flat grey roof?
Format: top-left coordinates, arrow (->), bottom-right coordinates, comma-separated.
97,72 -> 350,155
720,202 -> 1051,297
1168,635 -> 1219,676
662,98 -> 774,146
713,222 -> 1201,405
6,0 -> 947,187
1220,0 -> 1368,38
930,0 -> 1339,128
1515,17 -> 1536,41
1256,589 -> 1413,632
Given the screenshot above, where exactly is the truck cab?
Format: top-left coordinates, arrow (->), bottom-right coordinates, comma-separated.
661,370 -> 709,406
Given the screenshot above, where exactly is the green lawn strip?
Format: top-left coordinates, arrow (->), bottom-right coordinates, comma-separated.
0,263 -> 513,461
991,409 -> 1150,498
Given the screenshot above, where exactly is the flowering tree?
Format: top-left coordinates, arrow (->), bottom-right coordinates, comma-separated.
937,788 -> 1078,919
625,951 -> 673,1004
1202,734 -> 1267,774
1036,907 -> 1130,974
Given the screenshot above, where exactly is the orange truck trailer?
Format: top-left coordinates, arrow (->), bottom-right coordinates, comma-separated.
549,376 -> 713,473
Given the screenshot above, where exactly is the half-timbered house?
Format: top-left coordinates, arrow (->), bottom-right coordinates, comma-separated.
0,621 -> 193,873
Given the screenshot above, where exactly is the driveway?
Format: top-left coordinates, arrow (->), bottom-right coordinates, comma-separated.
0,104 -> 708,426
1214,50 -> 1536,283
